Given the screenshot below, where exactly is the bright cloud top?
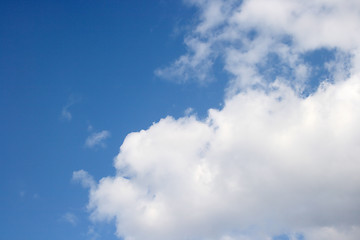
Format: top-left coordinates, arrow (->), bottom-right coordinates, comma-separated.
75,0 -> 360,239
85,130 -> 111,148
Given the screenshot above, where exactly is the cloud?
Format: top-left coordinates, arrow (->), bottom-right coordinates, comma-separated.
88,225 -> 101,240
184,107 -> 194,116
61,95 -> 81,121
61,212 -> 78,226
61,107 -> 72,121
76,0 -> 360,240
85,130 -> 111,148
79,76 -> 360,240
156,0 -> 360,94
73,169 -> 96,189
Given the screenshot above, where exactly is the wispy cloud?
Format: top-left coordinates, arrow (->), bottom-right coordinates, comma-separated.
61,106 -> 72,121
61,212 -> 78,226
85,130 -> 110,148
19,191 -> 25,198
184,107 -> 194,116
19,190 -> 39,200
61,95 -> 80,121
88,225 -> 101,240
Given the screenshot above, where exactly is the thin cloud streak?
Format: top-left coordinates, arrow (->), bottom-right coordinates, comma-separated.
85,130 -> 111,148
61,212 -> 78,226
61,95 -> 81,121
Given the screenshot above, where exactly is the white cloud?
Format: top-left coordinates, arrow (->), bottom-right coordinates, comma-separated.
76,0 -> 360,239
78,76 -> 360,240
73,169 -> 96,189
85,130 -> 111,148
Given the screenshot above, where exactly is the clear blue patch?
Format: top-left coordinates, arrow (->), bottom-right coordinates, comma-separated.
281,35 -> 293,46
247,29 -> 258,41
273,233 -> 304,240
302,48 -> 336,64
273,234 -> 290,240
256,52 -> 292,83
301,48 -> 336,95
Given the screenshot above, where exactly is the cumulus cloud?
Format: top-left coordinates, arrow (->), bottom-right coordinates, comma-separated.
78,77 -> 360,240
85,130 -> 111,148
75,0 -> 360,240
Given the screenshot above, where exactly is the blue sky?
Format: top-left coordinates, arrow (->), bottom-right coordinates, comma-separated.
0,1 -> 225,239
1,1 -> 360,240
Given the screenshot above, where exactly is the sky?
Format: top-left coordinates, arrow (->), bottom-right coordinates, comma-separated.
1,0 -> 360,240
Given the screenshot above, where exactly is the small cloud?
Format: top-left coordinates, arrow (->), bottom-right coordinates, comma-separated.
61,95 -> 81,121
72,170 -> 95,189
19,190 -> 39,200
184,107 -> 194,116
85,130 -> 110,148
61,107 -> 72,121
61,212 -> 78,226
88,225 -> 101,240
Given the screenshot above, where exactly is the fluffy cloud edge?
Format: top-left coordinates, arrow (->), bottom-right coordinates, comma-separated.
74,0 -> 360,239
74,74 -> 360,240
